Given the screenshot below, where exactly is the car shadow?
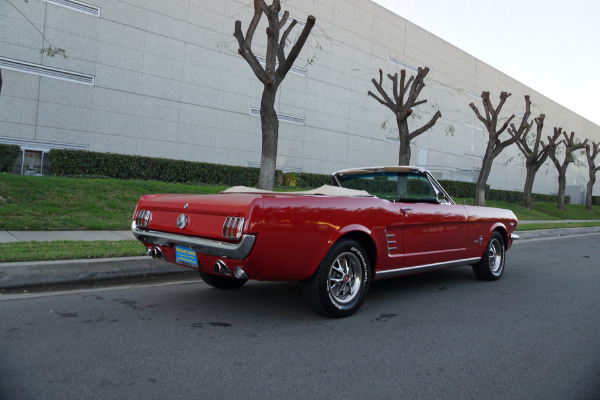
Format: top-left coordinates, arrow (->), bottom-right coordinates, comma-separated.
161,266 -> 479,320
165,277 -> 317,320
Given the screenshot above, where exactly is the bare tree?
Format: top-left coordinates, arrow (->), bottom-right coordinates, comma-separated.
367,68 -> 442,165
234,0 -> 315,190
469,92 -> 529,206
585,141 -> 600,211
509,114 -> 561,209
548,130 -> 588,210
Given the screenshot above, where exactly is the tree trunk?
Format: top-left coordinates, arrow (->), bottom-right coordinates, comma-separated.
522,163 -> 537,210
475,155 -> 493,207
557,171 -> 567,211
586,176 -> 596,210
258,85 -> 279,190
397,119 -> 411,165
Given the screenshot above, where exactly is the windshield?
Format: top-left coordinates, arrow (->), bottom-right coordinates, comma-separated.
335,170 -> 442,203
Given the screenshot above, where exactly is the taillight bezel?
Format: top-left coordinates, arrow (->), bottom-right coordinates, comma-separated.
222,217 -> 245,240
135,210 -> 151,228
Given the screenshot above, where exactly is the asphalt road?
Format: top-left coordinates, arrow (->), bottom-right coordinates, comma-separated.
1,234 -> 599,400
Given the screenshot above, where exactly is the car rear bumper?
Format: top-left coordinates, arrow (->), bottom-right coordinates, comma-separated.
131,221 -> 256,260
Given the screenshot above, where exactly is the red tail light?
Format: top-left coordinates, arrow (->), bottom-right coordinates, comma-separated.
222,217 -> 244,240
135,210 -> 151,228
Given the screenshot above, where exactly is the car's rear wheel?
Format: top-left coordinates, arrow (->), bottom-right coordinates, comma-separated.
472,231 -> 505,280
303,239 -> 371,317
199,271 -> 247,289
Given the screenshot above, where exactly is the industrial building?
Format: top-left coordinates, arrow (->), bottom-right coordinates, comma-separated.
1,0 -> 599,201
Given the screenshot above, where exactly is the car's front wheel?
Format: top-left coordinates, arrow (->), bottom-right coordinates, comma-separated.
303,239 -> 371,317
472,231 -> 505,280
199,271 -> 247,289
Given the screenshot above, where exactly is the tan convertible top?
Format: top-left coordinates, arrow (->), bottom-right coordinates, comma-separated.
221,185 -> 373,197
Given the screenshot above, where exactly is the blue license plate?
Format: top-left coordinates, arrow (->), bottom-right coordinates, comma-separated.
175,245 -> 198,267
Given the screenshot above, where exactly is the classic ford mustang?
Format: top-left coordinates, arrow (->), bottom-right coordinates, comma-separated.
132,166 -> 518,317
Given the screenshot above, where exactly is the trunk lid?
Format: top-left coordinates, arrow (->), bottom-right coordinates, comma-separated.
135,193 -> 263,241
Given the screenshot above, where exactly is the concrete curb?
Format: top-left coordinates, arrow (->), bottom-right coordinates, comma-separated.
515,226 -> 600,240
1,228 -> 599,290
0,256 -> 188,289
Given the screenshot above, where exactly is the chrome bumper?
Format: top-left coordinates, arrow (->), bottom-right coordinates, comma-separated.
510,233 -> 520,241
131,221 -> 256,260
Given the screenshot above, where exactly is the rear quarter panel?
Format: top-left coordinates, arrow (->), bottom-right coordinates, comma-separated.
247,195 -> 397,281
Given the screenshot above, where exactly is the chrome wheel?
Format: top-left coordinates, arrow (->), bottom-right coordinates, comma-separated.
303,239 -> 371,317
488,237 -> 503,275
328,252 -> 363,305
473,231 -> 505,281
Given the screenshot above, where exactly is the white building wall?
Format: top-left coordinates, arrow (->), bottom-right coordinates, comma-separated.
1,0 -> 599,197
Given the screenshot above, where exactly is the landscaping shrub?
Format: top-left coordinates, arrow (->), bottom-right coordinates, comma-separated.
47,149 -> 578,203
49,149 -> 333,188
0,144 -> 20,173
49,149 -> 260,186
438,180 -> 485,198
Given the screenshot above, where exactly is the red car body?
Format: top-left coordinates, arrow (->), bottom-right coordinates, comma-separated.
132,166 -> 518,317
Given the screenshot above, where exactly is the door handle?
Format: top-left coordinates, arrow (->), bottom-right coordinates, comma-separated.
401,207 -> 413,215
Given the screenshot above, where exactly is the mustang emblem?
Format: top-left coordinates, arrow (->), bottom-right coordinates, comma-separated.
177,214 -> 188,229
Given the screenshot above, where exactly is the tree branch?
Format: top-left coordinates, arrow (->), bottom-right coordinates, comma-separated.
278,17 -> 297,65
277,15 -> 316,78
233,3 -> 268,84
409,110 -> 442,140
368,70 -> 395,110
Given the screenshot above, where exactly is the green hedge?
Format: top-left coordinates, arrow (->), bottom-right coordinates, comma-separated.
593,196 -> 600,206
0,144 -> 20,173
438,179 -> 567,204
276,171 -> 330,188
48,149 -> 331,188
47,149 -> 575,204
438,180 -> 486,199
49,149 -> 261,186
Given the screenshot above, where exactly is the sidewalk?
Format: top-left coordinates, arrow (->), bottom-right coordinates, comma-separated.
0,230 -> 134,243
1,224 -> 600,290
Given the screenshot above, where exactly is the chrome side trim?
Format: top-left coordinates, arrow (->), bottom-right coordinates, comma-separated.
385,230 -> 397,254
374,257 -> 481,280
510,233 -> 520,240
131,221 -> 255,260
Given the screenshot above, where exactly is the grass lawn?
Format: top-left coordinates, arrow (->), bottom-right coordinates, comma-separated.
455,198 -> 600,221
515,221 -> 600,231
0,174 -> 225,231
0,240 -> 145,263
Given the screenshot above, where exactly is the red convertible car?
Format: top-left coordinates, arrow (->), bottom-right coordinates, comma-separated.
132,166 -> 518,317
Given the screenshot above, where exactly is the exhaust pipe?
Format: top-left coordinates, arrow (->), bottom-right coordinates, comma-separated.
148,246 -> 165,260
234,267 -> 248,279
214,260 -> 233,276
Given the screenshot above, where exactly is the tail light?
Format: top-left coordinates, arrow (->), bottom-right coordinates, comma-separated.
135,210 -> 151,228
222,217 -> 244,240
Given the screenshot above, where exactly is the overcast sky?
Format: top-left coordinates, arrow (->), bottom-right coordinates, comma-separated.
370,0 -> 600,128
